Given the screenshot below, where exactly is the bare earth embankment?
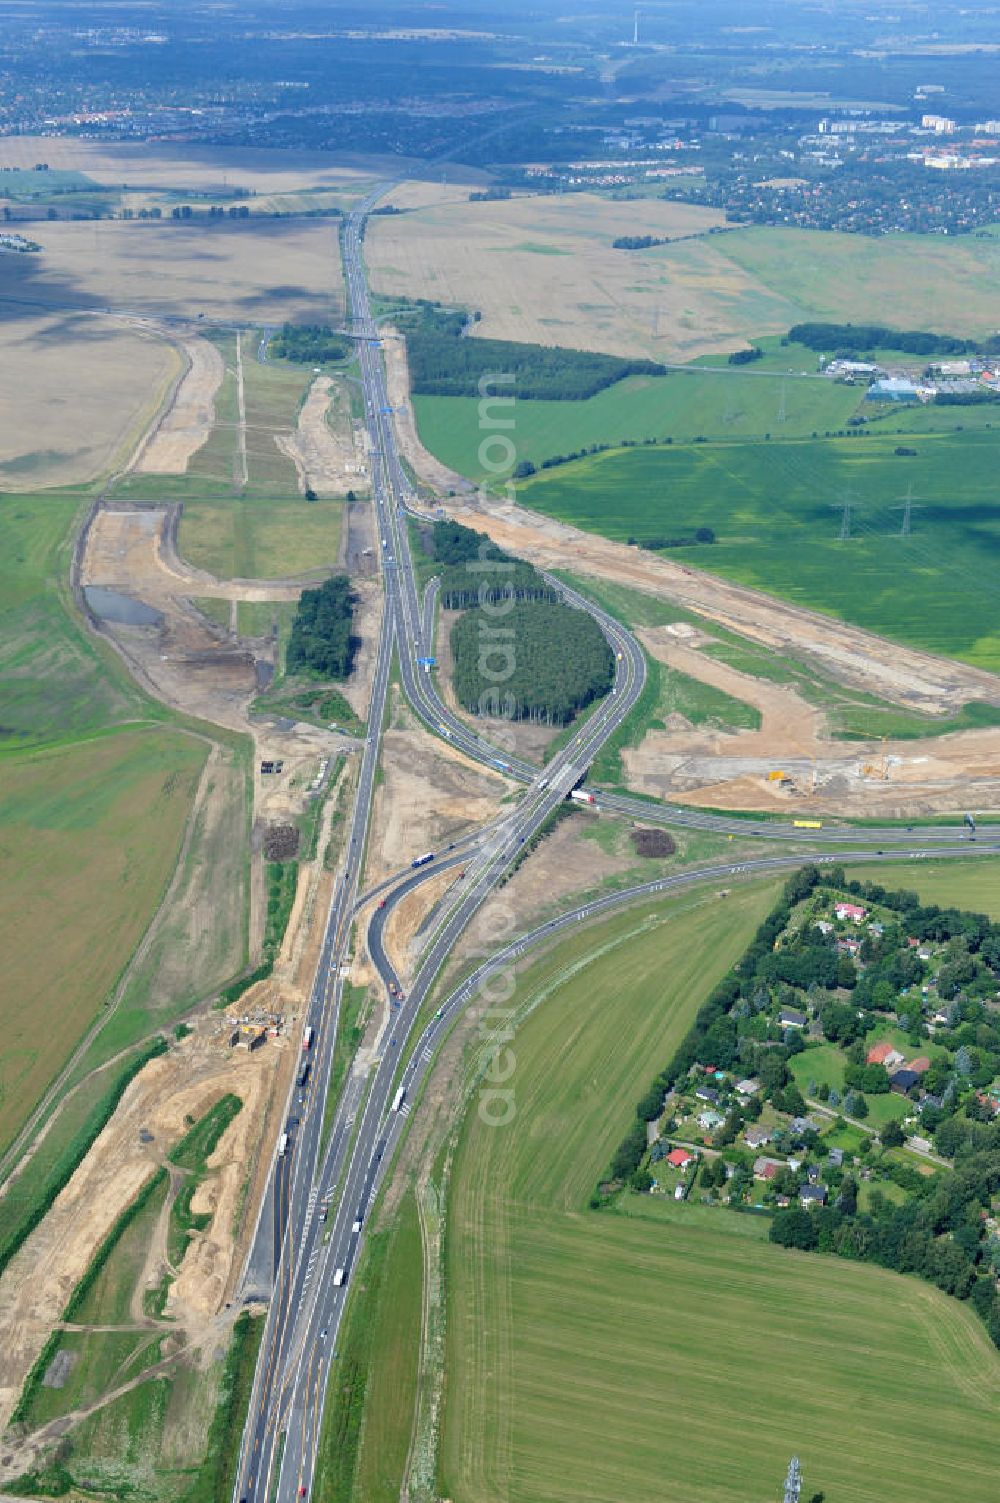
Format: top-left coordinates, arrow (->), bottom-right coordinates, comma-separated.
135,332 -> 225,475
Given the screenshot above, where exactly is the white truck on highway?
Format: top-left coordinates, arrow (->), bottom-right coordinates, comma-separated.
277,1132 -> 289,1157
570,789 -> 597,806
333,1267 -> 346,1287
391,1086 -> 407,1112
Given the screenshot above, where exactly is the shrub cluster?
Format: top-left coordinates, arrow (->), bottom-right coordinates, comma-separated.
271,323 -> 351,364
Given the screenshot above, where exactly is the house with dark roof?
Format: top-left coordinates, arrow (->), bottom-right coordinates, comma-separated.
890,1068 -> 921,1095
779,1007 -> 808,1030
800,1184 -> 828,1206
694,1085 -> 720,1105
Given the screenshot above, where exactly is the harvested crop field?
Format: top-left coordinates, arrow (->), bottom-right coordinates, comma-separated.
0,136 -> 424,199
0,313 -> 178,490
0,729 -> 206,1154
0,217 -> 344,325
367,193 -> 769,363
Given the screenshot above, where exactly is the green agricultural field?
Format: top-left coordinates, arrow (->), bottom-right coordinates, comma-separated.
441,877 -> 1000,1503
98,739 -> 250,1072
0,491 -> 155,744
720,226 -> 1000,338
413,366 -> 861,482
0,729 -> 205,1156
522,427 -> 1000,671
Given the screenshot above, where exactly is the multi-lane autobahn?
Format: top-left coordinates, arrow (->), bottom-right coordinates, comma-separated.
234,189 -> 999,1503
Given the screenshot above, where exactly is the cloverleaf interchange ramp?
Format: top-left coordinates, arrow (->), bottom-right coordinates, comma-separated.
232,185 -> 1000,1503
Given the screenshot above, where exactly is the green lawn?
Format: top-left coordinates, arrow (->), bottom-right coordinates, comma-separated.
441,876 -> 1000,1503
560,570 -> 1000,745
413,366 -> 861,481
790,1042 -> 845,1094
25,1330 -> 162,1430
21,1318 -> 262,1503
522,427 -> 1000,672
845,857 -> 1000,917
177,493 -> 343,580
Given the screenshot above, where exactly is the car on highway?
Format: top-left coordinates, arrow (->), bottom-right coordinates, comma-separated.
320,1328 -> 328,1339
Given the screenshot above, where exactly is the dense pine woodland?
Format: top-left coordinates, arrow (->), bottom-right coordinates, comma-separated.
428,518 -> 557,609
287,574 -> 356,679
788,322 -> 996,357
451,600 -> 613,724
271,323 -> 352,364
398,302 -> 665,400
423,519 -> 613,723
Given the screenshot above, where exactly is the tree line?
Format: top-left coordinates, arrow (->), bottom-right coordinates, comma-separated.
429,519 -> 558,609
629,528 -> 715,550
612,234 -> 670,250
401,303 -> 667,401
451,599 -> 613,724
287,574 -> 356,679
788,321 -> 993,357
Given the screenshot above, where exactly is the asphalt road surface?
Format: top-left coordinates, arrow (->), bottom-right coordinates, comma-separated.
233,185 -> 1000,1503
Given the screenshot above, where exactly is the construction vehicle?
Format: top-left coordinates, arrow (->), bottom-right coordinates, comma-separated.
793,819 -> 823,830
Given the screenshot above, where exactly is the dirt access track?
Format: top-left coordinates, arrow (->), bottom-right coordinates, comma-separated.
0,1021 -> 284,1441
275,374 -> 369,497
437,493 -> 1000,719
629,628 -> 1000,817
133,329 -> 225,475
80,502 -> 371,954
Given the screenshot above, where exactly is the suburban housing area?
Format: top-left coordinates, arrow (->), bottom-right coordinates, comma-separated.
4,4 -> 1000,1503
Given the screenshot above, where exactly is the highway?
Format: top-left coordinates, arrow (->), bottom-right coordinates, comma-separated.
234,187 -> 646,1503
234,183 -> 998,1503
